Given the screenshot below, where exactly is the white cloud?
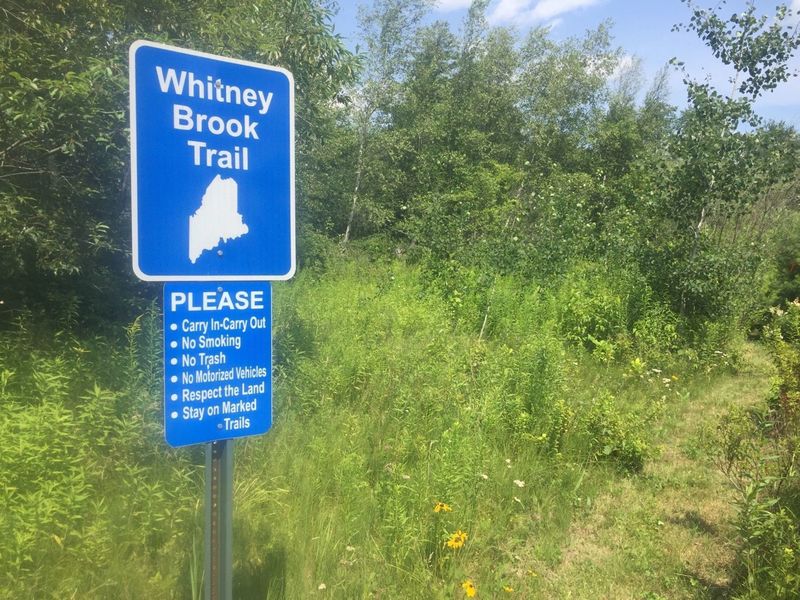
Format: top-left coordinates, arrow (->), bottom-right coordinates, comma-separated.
490,0 -> 530,23
489,0 -> 602,25
435,0 -> 474,11
544,17 -> 563,30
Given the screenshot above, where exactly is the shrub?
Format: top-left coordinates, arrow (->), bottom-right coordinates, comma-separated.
557,261 -> 649,357
632,301 -> 682,362
580,392 -> 649,473
0,313 -> 198,599
714,300 -> 800,599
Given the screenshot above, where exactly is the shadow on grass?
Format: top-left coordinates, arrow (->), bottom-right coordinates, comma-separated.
668,510 -> 718,536
234,544 -> 288,599
682,569 -> 732,600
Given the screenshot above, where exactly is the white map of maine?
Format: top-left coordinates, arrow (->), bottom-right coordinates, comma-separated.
189,175 -> 249,263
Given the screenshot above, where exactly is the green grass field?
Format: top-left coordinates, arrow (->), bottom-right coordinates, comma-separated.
0,258 -> 778,598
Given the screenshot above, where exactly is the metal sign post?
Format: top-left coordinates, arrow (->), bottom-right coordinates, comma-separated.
205,440 -> 233,600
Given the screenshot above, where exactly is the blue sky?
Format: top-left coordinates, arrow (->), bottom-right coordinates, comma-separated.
331,0 -> 800,126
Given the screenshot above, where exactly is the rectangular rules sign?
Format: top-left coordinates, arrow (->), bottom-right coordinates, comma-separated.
163,282 -> 271,447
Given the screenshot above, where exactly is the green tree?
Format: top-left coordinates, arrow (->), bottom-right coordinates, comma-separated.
644,0 -> 800,320
340,0 -> 430,243
517,22 -> 620,173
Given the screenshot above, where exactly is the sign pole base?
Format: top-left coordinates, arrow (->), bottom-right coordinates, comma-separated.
205,440 -> 233,600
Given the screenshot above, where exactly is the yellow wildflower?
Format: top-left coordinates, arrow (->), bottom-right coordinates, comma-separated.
434,501 -> 452,513
446,529 -> 468,549
502,585 -> 514,592
461,579 -> 477,597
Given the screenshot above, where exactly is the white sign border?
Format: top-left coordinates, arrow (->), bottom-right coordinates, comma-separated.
129,39 -> 296,282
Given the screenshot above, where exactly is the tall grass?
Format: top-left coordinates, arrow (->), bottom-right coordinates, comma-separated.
0,310 -> 202,599
232,259 -> 661,597
0,257 -> 690,598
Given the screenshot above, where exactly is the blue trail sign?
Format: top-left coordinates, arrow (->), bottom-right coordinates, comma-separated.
130,41 -> 295,281
163,282 -> 272,447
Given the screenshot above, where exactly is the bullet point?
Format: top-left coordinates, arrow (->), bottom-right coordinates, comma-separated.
170,393 -> 178,401
170,358 -> 178,365
170,411 -> 178,419
170,375 -> 177,383
170,341 -> 177,349
170,323 -> 178,331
